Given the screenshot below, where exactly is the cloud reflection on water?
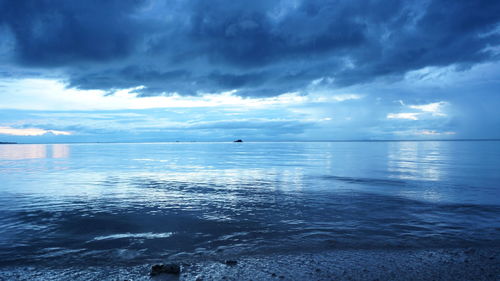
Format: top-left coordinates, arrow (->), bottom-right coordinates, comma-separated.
0,144 -> 70,160
0,144 -> 47,160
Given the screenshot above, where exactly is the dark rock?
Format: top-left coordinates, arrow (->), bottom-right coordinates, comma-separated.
233,139 -> 243,142
271,273 -> 277,277
224,260 -> 238,266
150,263 -> 181,276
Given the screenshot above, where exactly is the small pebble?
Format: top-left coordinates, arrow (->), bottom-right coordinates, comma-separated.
150,263 -> 181,276
225,260 -> 238,266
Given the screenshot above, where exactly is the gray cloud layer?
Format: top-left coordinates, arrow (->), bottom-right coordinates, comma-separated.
1,0 -> 499,97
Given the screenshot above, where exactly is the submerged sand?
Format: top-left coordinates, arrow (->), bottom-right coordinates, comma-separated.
0,247 -> 498,281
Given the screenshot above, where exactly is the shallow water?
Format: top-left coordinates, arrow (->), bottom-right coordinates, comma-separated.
0,141 -> 499,266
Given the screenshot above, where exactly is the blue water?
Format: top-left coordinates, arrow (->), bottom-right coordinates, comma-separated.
0,141 -> 499,266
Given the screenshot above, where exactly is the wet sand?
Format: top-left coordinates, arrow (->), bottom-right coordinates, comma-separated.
1,247 -> 498,281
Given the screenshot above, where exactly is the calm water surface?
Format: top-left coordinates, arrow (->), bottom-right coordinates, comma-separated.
0,141 -> 499,266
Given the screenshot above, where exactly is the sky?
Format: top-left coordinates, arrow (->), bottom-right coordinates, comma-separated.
0,0 -> 499,143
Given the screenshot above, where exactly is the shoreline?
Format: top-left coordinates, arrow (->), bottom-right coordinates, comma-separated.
1,247 -> 498,281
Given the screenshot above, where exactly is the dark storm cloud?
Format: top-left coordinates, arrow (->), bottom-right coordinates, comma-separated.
0,0 -> 147,66
1,0 -> 499,96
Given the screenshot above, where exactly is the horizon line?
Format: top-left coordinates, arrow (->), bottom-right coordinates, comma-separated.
2,139 -> 500,145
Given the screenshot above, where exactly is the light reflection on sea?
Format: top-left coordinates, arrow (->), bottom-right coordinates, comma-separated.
0,141 -> 499,266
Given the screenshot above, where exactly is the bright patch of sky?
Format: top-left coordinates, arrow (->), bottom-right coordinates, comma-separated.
0,78 -> 362,111
0,126 -> 71,136
1,61 -> 500,142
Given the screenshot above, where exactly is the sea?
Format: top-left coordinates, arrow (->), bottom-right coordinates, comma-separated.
0,141 -> 499,267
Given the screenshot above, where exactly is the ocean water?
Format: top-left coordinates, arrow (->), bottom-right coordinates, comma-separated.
0,141 -> 499,267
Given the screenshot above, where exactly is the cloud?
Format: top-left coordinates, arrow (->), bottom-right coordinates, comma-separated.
0,78 -> 312,110
331,94 -> 363,102
0,126 -> 72,136
387,112 -> 420,120
386,100 -> 449,121
409,101 -> 447,116
0,0 -> 499,97
0,0 -> 146,66
417,130 -> 456,136
185,118 -> 314,132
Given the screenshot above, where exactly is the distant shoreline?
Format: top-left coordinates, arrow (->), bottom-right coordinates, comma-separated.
3,139 -> 500,145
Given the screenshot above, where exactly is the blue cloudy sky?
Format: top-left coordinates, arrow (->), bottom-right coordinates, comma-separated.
0,0 -> 499,142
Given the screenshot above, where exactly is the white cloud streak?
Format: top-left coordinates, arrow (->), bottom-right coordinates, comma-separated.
409,101 -> 447,116
330,94 -> 363,102
417,130 -> 456,136
0,126 -> 72,136
387,112 -> 420,120
0,78 -> 314,111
